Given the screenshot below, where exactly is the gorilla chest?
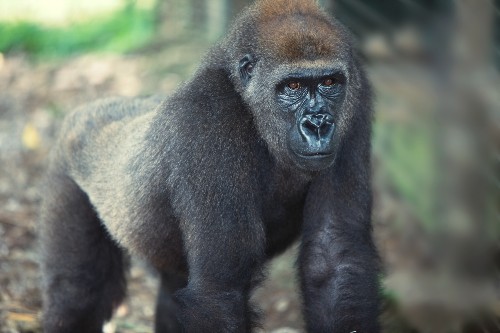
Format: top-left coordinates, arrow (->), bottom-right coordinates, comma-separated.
261,174 -> 309,256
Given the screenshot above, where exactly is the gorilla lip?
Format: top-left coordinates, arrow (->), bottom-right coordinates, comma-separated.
295,151 -> 334,159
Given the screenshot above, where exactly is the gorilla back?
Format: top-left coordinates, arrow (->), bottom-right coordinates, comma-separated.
39,0 -> 380,332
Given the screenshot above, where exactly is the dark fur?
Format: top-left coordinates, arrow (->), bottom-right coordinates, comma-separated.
39,0 -> 380,332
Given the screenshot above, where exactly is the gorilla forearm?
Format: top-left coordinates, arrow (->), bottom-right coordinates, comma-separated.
299,185 -> 380,332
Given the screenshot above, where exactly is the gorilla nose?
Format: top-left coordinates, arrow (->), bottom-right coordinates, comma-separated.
299,113 -> 335,144
304,114 -> 332,129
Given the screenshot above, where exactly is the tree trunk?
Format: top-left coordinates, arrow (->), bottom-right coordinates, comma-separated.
191,0 -> 208,32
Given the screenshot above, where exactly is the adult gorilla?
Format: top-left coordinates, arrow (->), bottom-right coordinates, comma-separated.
40,0 -> 380,332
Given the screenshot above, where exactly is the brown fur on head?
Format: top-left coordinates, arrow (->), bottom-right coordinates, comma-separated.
254,0 -> 344,61
255,0 -> 323,21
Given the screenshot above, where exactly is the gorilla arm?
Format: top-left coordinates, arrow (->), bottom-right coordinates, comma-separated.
149,67 -> 267,332
298,111 -> 380,332
173,187 -> 266,332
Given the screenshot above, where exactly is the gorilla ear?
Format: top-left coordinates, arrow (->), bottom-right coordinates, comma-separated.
239,54 -> 256,85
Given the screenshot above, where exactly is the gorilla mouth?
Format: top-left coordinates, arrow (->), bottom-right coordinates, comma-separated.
295,151 -> 334,159
290,149 -> 337,171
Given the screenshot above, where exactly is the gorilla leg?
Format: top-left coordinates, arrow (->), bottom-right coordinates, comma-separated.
40,173 -> 128,333
155,270 -> 187,333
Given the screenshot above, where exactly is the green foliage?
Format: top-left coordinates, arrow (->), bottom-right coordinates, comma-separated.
373,115 -> 438,229
0,2 -> 155,58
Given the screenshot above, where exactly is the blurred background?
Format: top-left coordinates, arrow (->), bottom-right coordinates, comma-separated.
0,0 -> 498,332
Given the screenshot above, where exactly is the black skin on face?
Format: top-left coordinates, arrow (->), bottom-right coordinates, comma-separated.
39,1 -> 381,332
275,69 -> 347,170
240,56 -> 348,171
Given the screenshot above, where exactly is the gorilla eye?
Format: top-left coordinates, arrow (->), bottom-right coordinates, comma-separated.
288,81 -> 301,90
322,78 -> 336,86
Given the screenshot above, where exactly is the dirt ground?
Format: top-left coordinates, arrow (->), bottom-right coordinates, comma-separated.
0,48 -> 499,332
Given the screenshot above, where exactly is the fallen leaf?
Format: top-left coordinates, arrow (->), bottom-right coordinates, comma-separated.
6,311 -> 37,323
22,123 -> 41,150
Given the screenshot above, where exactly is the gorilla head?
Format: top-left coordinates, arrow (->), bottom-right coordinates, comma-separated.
227,0 -> 358,171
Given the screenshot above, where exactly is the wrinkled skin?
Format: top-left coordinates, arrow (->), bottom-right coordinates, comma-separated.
276,69 -> 346,170
241,54 -> 345,171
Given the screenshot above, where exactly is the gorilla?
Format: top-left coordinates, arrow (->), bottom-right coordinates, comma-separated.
39,0 -> 380,332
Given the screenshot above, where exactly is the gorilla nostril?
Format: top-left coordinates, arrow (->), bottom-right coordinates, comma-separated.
304,119 -> 319,132
299,114 -> 335,143
302,114 -> 333,130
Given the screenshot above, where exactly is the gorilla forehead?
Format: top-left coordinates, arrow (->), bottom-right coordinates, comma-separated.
255,1 -> 348,62
256,0 -> 323,20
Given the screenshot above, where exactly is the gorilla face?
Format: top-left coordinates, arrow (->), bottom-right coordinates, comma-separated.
239,55 -> 349,172
275,68 -> 346,170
